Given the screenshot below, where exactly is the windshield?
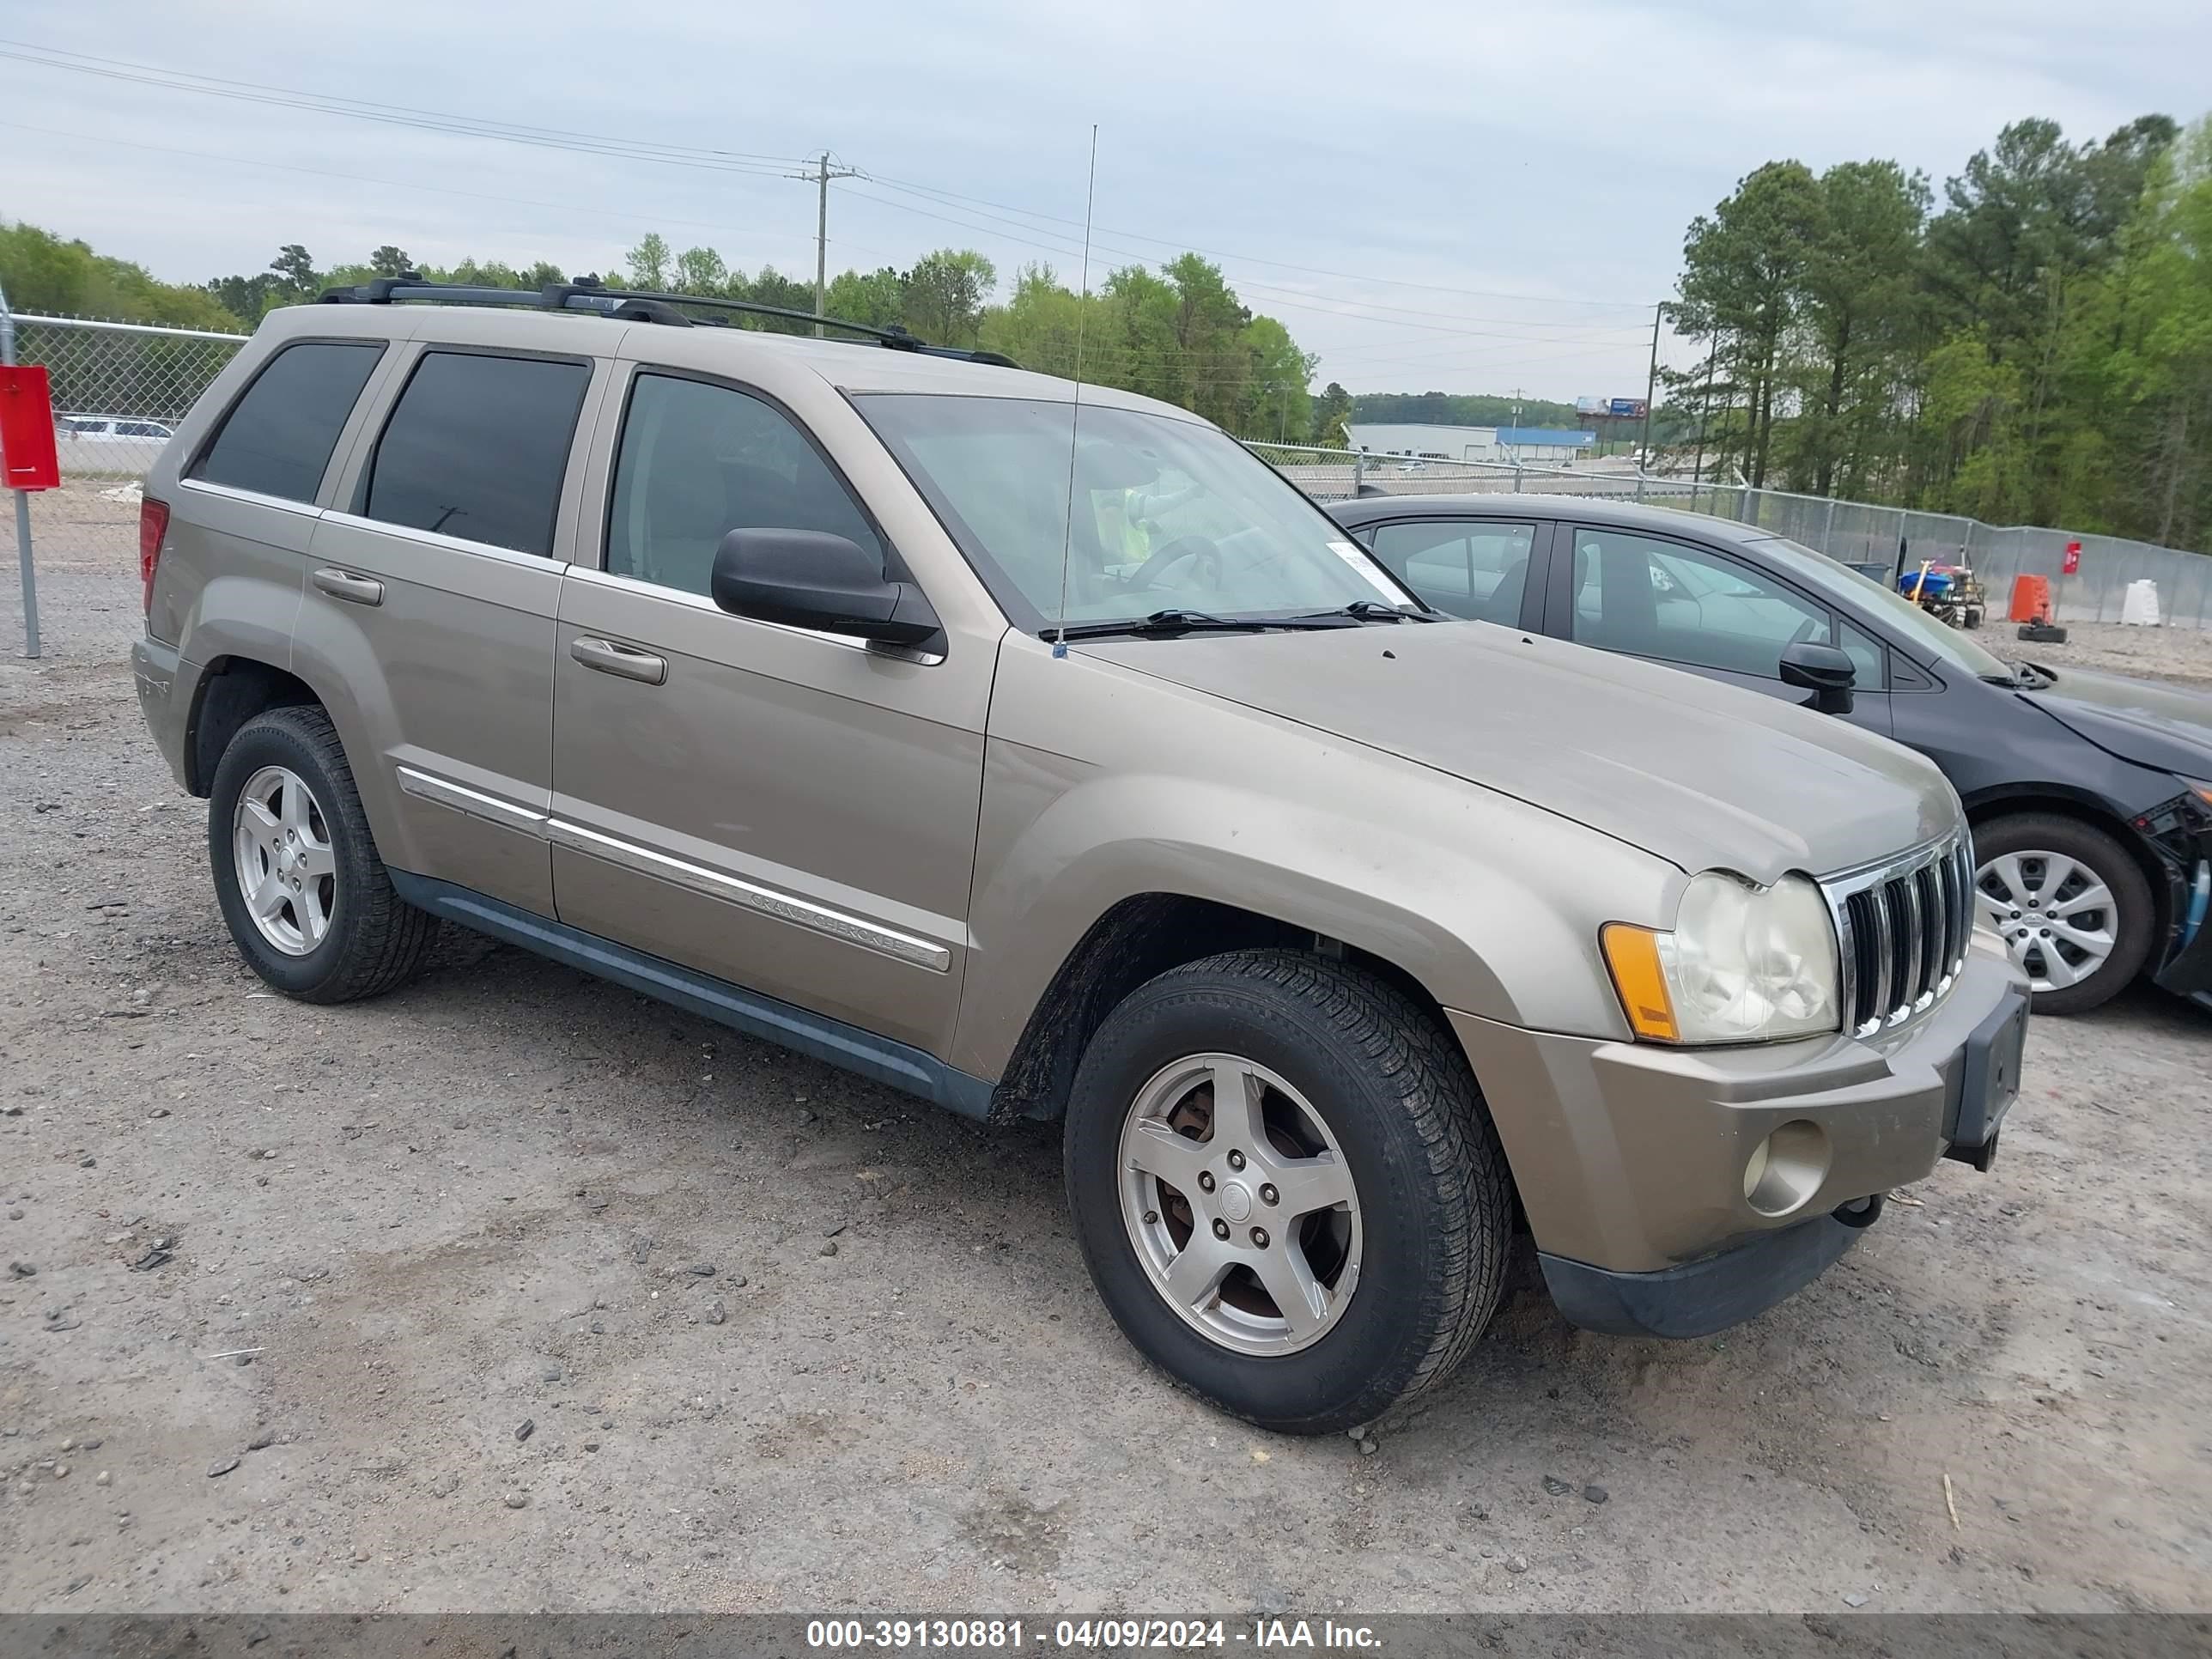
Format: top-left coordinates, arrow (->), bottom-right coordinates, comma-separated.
854,394 -> 1413,634
1751,536 -> 2015,680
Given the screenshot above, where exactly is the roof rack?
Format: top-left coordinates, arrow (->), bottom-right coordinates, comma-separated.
313,273 -> 1021,368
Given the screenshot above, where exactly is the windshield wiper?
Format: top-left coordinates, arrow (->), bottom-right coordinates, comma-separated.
1291,599 -> 1438,623
1048,608 -> 1358,641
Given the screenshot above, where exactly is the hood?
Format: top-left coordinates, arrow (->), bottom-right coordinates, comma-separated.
2020,664 -> 2212,781
1079,623 -> 1958,884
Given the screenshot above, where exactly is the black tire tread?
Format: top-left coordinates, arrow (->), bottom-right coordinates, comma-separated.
1089,948 -> 1512,1429
213,706 -> 437,1004
1975,811 -> 2154,1015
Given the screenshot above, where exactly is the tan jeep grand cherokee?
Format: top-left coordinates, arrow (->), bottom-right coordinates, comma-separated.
131,278 -> 2030,1433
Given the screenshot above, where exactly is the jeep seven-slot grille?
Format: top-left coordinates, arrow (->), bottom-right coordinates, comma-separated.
1826,832 -> 1975,1037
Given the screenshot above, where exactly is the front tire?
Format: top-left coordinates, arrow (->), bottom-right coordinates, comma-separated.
1065,950 -> 1511,1434
208,706 -> 437,1003
1973,813 -> 2153,1014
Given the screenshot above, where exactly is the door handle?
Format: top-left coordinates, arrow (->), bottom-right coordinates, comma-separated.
570,635 -> 669,686
312,567 -> 384,607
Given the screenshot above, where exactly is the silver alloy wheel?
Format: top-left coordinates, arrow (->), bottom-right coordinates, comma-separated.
1975,849 -> 2117,993
1117,1053 -> 1363,1356
232,764 -> 338,957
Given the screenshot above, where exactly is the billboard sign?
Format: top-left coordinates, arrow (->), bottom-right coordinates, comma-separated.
1573,395 -> 1608,416
1608,398 -> 1649,420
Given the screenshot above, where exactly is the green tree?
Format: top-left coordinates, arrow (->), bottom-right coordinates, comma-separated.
2106,119 -> 2212,544
824,266 -> 908,331
1311,381 -> 1354,447
976,264 -> 1093,374
672,246 -> 726,295
735,265 -> 817,331
1349,391 -> 1582,428
1674,161 -> 1825,489
368,245 -> 414,277
269,244 -> 319,300
0,219 -> 241,329
1781,161 -> 1931,496
902,249 -> 997,346
1237,313 -> 1316,444
625,233 -> 672,289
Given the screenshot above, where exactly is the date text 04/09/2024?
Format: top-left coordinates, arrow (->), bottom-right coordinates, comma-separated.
804,1620 -> 1383,1650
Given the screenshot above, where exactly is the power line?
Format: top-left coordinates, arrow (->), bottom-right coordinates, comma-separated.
3,35 -> 1655,343
854,171 -> 1655,310
0,42 -> 817,178
836,184 -> 1650,348
837,182 -> 1638,336
0,119 -> 854,267
3,35 -> 1667,390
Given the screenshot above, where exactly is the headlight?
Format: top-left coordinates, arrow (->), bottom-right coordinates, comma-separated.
1602,872 -> 1841,1044
2183,775 -> 2212,812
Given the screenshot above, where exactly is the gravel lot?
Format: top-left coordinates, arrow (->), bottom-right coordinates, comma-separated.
3,532 -> 2209,1616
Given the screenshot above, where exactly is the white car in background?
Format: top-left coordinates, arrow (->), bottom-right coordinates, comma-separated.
58,414 -> 177,442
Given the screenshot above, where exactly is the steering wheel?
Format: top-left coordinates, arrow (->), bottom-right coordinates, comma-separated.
1128,534 -> 1223,594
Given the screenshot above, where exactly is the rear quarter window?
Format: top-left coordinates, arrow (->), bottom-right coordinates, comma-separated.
191,341 -> 385,503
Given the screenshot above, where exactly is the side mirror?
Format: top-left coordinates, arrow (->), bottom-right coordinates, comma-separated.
709,529 -> 941,649
1779,641 -> 1856,716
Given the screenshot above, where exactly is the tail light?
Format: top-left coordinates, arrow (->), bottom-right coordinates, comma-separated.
139,496 -> 170,617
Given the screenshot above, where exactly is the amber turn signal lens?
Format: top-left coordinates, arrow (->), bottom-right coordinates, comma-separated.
1601,922 -> 1680,1042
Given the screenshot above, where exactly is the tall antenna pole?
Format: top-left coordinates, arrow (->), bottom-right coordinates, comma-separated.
1639,301 -> 1663,465
1050,125 -> 1100,659
789,151 -> 857,335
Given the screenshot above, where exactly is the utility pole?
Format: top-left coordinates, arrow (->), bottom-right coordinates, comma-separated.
1638,301 -> 1663,469
788,151 -> 858,335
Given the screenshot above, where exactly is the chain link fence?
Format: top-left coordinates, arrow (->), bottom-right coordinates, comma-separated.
1244,440 -> 2212,630
17,313 -> 250,478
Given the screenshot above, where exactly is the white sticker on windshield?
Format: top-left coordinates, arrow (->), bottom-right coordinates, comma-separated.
1328,539 -> 1410,603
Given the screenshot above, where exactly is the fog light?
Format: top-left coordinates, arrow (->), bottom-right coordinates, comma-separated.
1743,1120 -> 1830,1217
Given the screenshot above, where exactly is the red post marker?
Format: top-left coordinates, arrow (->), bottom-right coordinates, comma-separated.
0,365 -> 61,491
2062,539 -> 2081,576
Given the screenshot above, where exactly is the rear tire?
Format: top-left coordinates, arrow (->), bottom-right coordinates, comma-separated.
208,706 -> 437,1004
1065,949 -> 1511,1434
1972,813 -> 2152,1015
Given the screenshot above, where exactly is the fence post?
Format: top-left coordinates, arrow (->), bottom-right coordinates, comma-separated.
1820,495 -> 1838,556
1512,462 -> 1523,494
1352,450 -> 1364,495
0,283 -> 40,660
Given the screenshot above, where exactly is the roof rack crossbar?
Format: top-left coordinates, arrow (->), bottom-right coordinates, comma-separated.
312,272 -> 1017,367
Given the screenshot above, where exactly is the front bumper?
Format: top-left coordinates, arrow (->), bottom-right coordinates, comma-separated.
1538,1211 -> 1867,1339
1448,941 -> 2028,1330
2149,854 -> 2212,1003
2138,792 -> 2212,1003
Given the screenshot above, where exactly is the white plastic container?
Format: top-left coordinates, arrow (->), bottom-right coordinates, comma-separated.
2120,580 -> 2163,626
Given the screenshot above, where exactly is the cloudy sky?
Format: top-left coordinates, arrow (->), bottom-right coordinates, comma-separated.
3,2 -> 2204,403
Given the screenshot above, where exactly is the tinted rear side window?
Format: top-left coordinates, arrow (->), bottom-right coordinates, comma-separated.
363,351 -> 590,556
193,341 -> 383,502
